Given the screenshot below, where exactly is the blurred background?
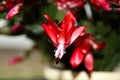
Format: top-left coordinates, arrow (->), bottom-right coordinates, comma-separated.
0,0 -> 120,80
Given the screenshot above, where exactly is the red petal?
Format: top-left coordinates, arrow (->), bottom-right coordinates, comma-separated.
92,42 -> 106,50
42,23 -> 58,46
72,34 -> 91,49
60,11 -> 76,44
6,3 -> 23,20
60,11 -> 76,30
69,0 -> 86,8
64,11 -> 76,23
98,0 -> 111,11
84,52 -> 94,73
59,22 -> 74,45
91,0 -> 101,11
70,48 -> 84,68
70,26 -> 87,45
44,14 -> 60,33
8,56 -> 23,65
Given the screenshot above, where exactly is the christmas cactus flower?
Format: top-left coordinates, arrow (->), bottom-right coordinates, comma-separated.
5,0 -> 40,20
42,11 -> 105,72
42,11 -> 86,63
91,0 -> 120,11
54,0 -> 86,10
5,0 -> 24,19
70,34 -> 105,72
90,0 -> 111,11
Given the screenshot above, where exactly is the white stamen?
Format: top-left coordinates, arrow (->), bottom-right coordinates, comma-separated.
55,43 -> 65,59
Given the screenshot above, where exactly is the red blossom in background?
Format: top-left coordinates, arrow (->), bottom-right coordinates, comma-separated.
54,0 -> 120,11
70,34 -> 105,72
5,0 -> 40,20
4,0 -> 120,20
42,11 -> 105,72
90,0 -> 111,11
91,0 -> 120,11
5,0 -> 24,20
8,56 -> 24,65
6,3 -> 24,20
54,0 -> 86,10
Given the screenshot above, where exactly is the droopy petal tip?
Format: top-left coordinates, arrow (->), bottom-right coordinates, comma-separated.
84,52 -> 94,73
70,48 -> 84,68
6,3 -> 23,20
44,14 -> 51,20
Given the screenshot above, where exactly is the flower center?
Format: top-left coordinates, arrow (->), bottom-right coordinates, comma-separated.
55,43 -> 65,60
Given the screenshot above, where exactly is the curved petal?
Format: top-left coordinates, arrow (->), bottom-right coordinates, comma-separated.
42,23 -> 58,46
70,26 -> 87,45
60,11 -> 76,30
62,22 -> 74,45
84,52 -> 94,73
60,11 -> 76,44
70,48 -> 84,68
91,41 -> 106,50
90,0 -> 101,11
98,0 -> 111,11
44,14 -> 60,33
68,0 -> 86,8
6,3 -> 23,20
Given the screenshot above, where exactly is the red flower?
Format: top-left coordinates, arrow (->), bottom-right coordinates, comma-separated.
91,0 -> 111,11
5,0 -> 40,20
54,0 -> 86,10
42,11 -> 86,63
42,11 -> 105,72
91,0 -> 120,11
5,0 -> 24,19
8,56 -> 24,65
70,34 -> 105,72
6,3 -> 24,20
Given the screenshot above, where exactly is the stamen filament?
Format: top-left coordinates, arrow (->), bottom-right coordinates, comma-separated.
55,43 -> 65,59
